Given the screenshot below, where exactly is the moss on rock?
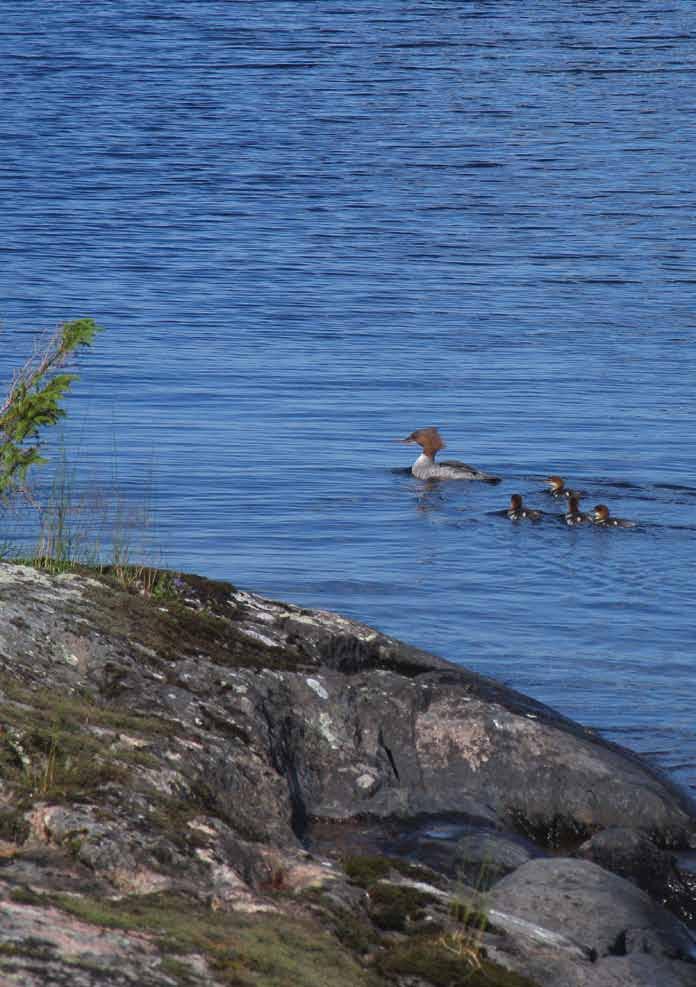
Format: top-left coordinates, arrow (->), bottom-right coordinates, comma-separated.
11,887 -> 382,987
344,855 -> 392,888
0,807 -> 30,844
367,883 -> 436,932
0,690 -> 131,804
80,573 -> 304,672
377,934 -> 539,986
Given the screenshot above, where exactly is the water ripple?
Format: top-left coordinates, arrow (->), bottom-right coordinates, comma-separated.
1,0 -> 695,789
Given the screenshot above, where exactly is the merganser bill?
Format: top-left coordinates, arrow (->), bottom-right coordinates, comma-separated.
507,494 -> 541,521
564,495 -> 588,525
399,427 -> 500,482
547,475 -> 580,499
591,504 -> 635,528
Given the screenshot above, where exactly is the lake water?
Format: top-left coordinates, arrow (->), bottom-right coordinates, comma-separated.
2,2 -> 695,792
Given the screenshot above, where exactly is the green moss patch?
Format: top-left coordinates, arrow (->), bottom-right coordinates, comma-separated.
11,888 -> 381,987
9,886 -> 44,906
169,572 -> 238,613
377,935 -> 539,986
0,679 -> 186,809
343,854 -> 445,933
0,938 -> 56,961
159,955 -> 200,984
367,883 -> 436,932
0,807 -> 30,844
385,856 -> 448,889
343,855 -> 392,888
81,574 -> 305,672
0,677 -> 175,739
7,559 -> 298,672
328,909 -> 380,955
0,711 -> 129,804
144,793 -> 213,853
344,853 -> 446,891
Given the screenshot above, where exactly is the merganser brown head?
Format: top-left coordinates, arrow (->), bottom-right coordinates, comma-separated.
399,427 -> 446,459
566,495 -> 582,513
593,504 -> 610,522
509,494 -> 523,511
547,475 -> 565,493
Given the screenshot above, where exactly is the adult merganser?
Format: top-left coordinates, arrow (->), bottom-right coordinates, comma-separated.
547,476 -> 580,499
506,494 -> 541,521
564,495 -> 588,525
591,504 -> 635,528
399,427 -> 500,483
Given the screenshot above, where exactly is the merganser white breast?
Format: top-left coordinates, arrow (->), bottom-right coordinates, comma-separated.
399,427 -> 500,483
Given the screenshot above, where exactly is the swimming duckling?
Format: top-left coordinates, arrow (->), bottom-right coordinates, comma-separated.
564,495 -> 589,525
591,504 -> 635,528
547,475 -> 581,500
506,494 -> 542,521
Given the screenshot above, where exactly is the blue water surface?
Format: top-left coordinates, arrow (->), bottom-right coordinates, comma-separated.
2,2 -> 695,789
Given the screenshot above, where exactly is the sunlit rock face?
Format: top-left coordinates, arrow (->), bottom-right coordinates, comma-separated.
0,562 -> 695,986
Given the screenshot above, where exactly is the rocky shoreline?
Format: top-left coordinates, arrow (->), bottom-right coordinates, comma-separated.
0,561 -> 695,986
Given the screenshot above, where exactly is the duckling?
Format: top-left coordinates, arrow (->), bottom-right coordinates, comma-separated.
506,494 -> 542,521
564,495 -> 589,525
547,475 -> 581,500
591,504 -> 635,528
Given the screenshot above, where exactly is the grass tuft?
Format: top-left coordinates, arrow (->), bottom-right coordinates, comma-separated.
377,934 -> 539,986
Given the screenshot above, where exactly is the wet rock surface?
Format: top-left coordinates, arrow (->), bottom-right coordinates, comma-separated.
575,827 -> 696,927
488,859 -> 696,982
0,561 -> 695,986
